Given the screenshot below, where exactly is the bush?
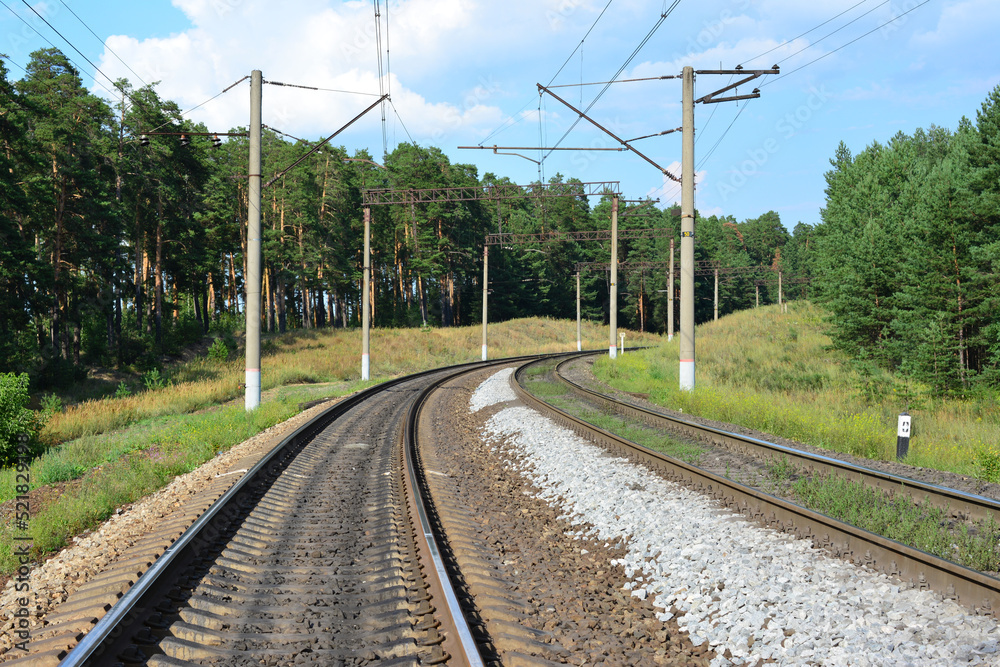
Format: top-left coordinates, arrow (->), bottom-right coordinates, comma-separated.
0,372 -> 44,467
143,369 -> 167,391
207,337 -> 230,362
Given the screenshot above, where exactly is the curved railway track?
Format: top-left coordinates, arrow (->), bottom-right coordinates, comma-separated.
11,359 -> 542,667
512,352 -> 1000,618
9,351 -> 1000,665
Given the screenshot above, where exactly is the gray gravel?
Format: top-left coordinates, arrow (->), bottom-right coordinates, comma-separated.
471,369 -> 1000,667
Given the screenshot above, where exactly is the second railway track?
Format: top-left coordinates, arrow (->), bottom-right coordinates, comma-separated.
522,352 -> 1000,615
7,352 -> 1000,665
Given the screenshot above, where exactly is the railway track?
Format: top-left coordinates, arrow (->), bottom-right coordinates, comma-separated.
514,352 -> 1000,618
9,360 -> 532,667
8,351 -> 1000,665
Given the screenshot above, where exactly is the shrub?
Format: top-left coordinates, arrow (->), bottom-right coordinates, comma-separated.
143,369 -> 167,391
207,337 -> 229,362
0,372 -> 43,466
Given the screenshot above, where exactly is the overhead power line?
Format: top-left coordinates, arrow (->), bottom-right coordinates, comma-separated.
763,0 -> 933,87
264,79 -> 380,95
740,0 -> 871,67
57,0 -> 148,87
543,0 -> 682,162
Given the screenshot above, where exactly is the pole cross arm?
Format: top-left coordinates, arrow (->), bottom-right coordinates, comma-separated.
363,180 -> 620,206
694,67 -> 780,105
537,83 -> 681,183
487,227 -> 672,246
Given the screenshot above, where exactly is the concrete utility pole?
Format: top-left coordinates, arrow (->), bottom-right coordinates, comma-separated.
714,268 -> 719,321
609,194 -> 619,359
576,271 -> 582,352
245,70 -> 262,411
679,66 -> 696,391
482,245 -> 488,360
361,206 -> 371,380
668,238 -> 675,341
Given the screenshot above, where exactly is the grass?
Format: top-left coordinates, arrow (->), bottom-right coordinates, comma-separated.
1,318 -> 663,576
793,475 -> 1000,572
521,366 -> 705,465
592,301 -> 1000,480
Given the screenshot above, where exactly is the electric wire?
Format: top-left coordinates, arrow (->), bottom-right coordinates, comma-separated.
263,80 -> 379,95
740,0 -> 871,67
762,0 -> 933,87
373,0 -> 388,157
545,0 -> 615,87
389,98 -> 415,146
57,0 -> 148,87
145,75 -> 249,134
19,0 -> 123,97
773,0 -> 890,67
478,0 -> 615,150
0,0 -> 117,99
542,0 -> 682,163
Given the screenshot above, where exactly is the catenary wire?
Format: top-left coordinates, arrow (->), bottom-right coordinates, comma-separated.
57,0 -> 148,87
542,0 -> 681,163
762,0 -> 932,87
740,0 -> 872,67
773,0 -> 890,67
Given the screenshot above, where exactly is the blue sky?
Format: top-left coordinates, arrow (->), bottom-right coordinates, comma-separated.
1,0 -> 997,230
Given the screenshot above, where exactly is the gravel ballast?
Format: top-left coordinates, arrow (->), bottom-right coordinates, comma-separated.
471,368 -> 1000,666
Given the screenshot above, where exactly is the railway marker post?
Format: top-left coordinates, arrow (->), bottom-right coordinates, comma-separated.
897,412 -> 911,460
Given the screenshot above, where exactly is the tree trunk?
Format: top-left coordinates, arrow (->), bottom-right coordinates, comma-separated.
135,202 -> 144,333
418,275 -> 427,327
154,218 -> 163,347
277,274 -> 287,333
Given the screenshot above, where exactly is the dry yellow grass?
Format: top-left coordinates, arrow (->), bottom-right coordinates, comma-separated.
593,302 -> 1000,478
43,318 -> 661,446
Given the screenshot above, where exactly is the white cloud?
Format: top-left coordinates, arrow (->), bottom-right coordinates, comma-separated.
98,0 -> 510,144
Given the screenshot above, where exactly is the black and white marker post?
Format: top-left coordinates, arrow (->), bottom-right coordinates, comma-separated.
896,412 -> 911,461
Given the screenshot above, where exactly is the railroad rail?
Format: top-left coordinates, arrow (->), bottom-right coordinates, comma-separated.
511,354 -> 1000,618
13,358 -> 558,666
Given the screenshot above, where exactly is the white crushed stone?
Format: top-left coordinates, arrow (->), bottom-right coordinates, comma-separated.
471,369 -> 1000,667
469,367 -> 517,412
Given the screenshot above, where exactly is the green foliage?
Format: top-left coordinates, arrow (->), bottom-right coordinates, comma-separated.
814,85 -> 1000,392
142,369 -> 167,391
0,372 -> 43,466
793,474 -> 1000,572
974,446 -> 1000,483
40,393 -> 63,416
114,381 -> 132,399
207,337 -> 230,362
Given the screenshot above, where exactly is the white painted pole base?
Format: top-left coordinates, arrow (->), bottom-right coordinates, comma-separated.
245,370 -> 260,411
679,360 -> 695,391
609,345 -> 617,359
577,340 -> 581,352
481,345 -> 488,361
668,333 -> 673,342
361,354 -> 370,381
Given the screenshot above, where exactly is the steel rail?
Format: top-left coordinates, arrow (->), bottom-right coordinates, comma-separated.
58,355 -> 548,666
552,355 -> 1000,526
510,356 -> 1000,618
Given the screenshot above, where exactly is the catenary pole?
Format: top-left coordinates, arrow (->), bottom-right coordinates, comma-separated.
482,245 -> 488,360
245,70 -> 262,411
609,194 -> 619,359
714,268 -> 719,321
362,206 -> 371,380
576,271 -> 582,351
680,66 -> 696,391
668,238 -> 675,341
